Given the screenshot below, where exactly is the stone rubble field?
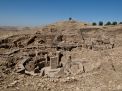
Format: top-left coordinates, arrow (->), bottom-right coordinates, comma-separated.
0,20 -> 122,91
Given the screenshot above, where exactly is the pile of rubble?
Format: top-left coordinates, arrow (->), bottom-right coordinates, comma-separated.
1,21 -> 122,91
0,21 -> 120,78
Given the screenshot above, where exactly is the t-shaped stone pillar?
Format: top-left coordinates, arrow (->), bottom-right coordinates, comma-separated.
50,56 -> 58,69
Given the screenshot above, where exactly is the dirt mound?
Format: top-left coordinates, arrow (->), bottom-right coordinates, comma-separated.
0,20 -> 122,91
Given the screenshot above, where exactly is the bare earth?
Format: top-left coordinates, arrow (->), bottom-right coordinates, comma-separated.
0,20 -> 122,91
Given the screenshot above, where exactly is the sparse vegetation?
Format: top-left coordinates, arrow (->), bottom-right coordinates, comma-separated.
112,21 -> 117,25
99,21 -> 103,26
105,21 -> 111,26
92,22 -> 97,26
119,22 -> 122,24
69,17 -> 72,21
92,21 -> 119,26
84,24 -> 88,26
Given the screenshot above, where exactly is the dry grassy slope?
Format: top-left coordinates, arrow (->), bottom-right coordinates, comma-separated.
38,20 -> 90,35
1,20 -> 121,37
0,27 -> 38,38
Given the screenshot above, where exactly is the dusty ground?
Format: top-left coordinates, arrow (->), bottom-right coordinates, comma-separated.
0,20 -> 122,91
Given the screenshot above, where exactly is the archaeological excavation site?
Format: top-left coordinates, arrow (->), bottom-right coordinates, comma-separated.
0,20 -> 122,91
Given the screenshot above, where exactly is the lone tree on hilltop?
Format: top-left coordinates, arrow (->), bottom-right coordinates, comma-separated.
69,17 -> 72,21
99,21 -> 103,26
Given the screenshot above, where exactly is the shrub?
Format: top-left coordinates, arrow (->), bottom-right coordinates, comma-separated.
105,21 -> 111,25
119,22 -> 122,24
84,24 -> 88,26
112,21 -> 117,25
92,22 -> 97,26
99,21 -> 103,26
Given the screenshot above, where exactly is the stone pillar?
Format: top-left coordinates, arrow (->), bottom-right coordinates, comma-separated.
35,50 -> 38,57
44,54 -> 48,66
47,39 -> 52,44
67,55 -> 72,63
50,56 -> 58,69
56,51 -> 61,65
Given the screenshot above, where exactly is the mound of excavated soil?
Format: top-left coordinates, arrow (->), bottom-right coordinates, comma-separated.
0,21 -> 122,91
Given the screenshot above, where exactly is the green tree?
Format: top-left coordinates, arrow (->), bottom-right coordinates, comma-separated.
119,22 -> 122,24
112,21 -> 117,25
105,21 -> 111,25
92,22 -> 97,26
99,21 -> 103,26
69,17 -> 72,21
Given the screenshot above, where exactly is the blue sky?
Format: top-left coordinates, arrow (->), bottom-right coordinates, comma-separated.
0,0 -> 122,26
